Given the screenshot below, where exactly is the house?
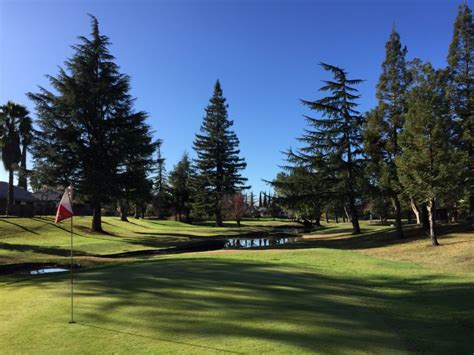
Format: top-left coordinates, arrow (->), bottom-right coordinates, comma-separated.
33,189 -> 93,216
0,182 -> 37,217
32,190 -> 61,216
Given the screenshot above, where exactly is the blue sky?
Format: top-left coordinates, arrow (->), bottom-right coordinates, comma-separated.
0,0 -> 468,193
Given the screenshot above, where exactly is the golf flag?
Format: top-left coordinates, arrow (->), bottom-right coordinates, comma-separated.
55,186 -> 73,224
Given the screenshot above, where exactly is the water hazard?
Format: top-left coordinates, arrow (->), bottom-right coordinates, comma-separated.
30,268 -> 69,275
224,235 -> 300,249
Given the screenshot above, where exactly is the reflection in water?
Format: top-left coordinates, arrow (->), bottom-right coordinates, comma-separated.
224,236 -> 300,249
30,268 -> 68,275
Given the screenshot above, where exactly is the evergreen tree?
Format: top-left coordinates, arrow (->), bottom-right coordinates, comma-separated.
193,80 -> 247,226
117,136 -> 156,222
447,3 -> 474,222
364,29 -> 410,238
397,62 -> 464,245
152,141 -> 171,218
259,192 -> 262,208
271,168 -> 323,226
29,16 -> 156,231
249,191 -> 255,208
169,152 -> 194,222
294,63 -> 365,234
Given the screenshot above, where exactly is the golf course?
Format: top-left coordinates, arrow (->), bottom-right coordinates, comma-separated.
1,218 -> 473,353
2,0 -> 474,353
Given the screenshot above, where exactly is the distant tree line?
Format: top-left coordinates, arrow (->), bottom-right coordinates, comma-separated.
271,4 -> 473,245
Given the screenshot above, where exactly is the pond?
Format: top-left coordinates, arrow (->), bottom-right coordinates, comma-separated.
223,235 -> 301,249
30,268 -> 69,275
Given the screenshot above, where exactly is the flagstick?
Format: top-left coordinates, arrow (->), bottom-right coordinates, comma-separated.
69,215 -> 75,324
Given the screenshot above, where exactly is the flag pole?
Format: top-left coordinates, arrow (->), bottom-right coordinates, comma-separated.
69,214 -> 75,324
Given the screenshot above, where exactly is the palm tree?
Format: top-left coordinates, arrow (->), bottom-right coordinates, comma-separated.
17,108 -> 32,190
0,102 -> 24,215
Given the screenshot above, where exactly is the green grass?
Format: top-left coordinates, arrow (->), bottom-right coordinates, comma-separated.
0,217 -> 472,353
0,216 -> 299,266
1,249 -> 472,353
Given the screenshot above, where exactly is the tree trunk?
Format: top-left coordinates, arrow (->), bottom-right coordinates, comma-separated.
141,204 -> 145,219
426,199 -> 439,246
334,212 -> 339,223
451,208 -> 459,223
18,145 -> 28,190
134,205 -> 140,219
347,197 -> 360,234
314,217 -> 321,227
6,169 -> 14,216
325,212 -> 329,223
119,200 -> 129,222
215,208 -> 223,227
392,196 -> 404,238
92,201 -> 103,232
410,198 -> 421,224
343,206 -> 351,222
420,203 -> 430,234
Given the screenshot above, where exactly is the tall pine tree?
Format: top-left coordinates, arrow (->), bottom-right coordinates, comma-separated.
29,16 -> 156,231
294,63 -> 365,234
193,80 -> 247,226
364,29 -> 410,238
447,3 -> 474,222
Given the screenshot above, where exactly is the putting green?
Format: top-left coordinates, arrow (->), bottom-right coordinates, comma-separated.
1,248 -> 472,353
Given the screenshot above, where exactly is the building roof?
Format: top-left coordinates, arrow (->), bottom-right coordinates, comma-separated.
0,182 -> 38,202
32,190 -> 61,202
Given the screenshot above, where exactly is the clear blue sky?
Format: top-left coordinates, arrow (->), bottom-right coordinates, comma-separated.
0,0 -> 468,193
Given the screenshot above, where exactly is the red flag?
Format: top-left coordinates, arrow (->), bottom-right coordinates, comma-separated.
55,186 -> 73,224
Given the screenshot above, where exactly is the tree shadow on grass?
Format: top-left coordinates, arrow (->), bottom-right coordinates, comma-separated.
31,217 -> 87,237
0,242 -> 93,258
0,219 -> 40,235
279,223 -> 471,251
76,322 -> 242,354
14,257 -> 473,353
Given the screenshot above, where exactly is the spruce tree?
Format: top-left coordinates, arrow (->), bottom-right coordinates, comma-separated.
447,3 -> 474,222
193,80 -> 247,226
397,62 -> 464,245
29,16 -> 156,231
364,29 -> 410,238
294,63 -> 365,234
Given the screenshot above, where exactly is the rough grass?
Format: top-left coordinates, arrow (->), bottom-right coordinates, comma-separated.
298,222 -> 474,275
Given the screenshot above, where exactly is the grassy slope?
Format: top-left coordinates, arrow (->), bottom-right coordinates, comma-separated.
1,249 -> 472,353
0,216 -> 298,265
0,218 -> 472,353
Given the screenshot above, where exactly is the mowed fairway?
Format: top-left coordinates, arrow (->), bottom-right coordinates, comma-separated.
1,237 -> 473,353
